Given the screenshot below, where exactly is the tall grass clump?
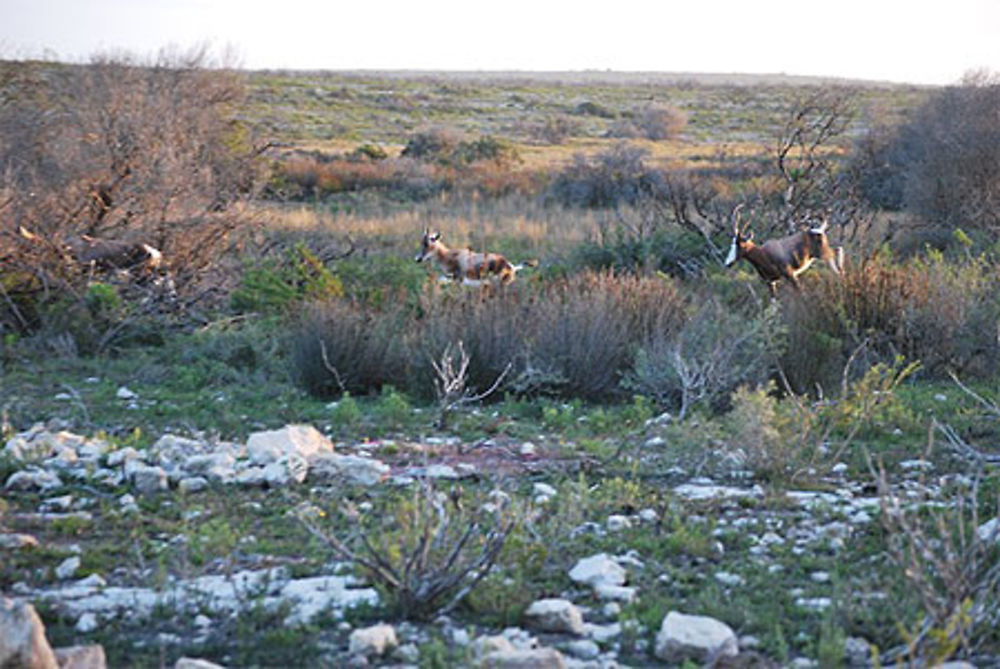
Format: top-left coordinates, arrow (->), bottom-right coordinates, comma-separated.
289,271 -> 690,403
292,297 -> 411,397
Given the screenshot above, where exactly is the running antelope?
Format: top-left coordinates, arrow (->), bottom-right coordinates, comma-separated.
724,206 -> 844,296
415,229 -> 535,286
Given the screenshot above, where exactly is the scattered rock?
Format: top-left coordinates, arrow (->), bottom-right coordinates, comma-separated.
977,517 -> 999,543
481,647 -> 567,668
309,453 -> 389,485
593,583 -> 637,603
0,533 -> 39,550
523,598 -> 584,636
128,463 -> 169,495
0,597 -> 59,669
348,623 -> 398,658
714,571 -> 745,587
246,424 -> 333,465
174,658 -> 226,669
5,468 -> 63,491
53,644 -> 107,669
55,556 -> 81,580
561,639 -> 600,660
178,477 -> 209,494
263,454 -> 309,486
75,612 -> 98,634
673,481 -> 763,501
472,634 -> 517,657
568,553 -> 626,588
654,611 -> 738,664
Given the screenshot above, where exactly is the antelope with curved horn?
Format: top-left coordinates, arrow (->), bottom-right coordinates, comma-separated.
724,205 -> 844,296
415,228 -> 536,286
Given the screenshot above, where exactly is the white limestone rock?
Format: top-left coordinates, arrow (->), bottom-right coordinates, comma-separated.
174,658 -> 225,669
75,612 -> 99,633
523,598 -> 585,636
246,425 -> 333,465
177,477 -> 209,494
5,468 -> 63,492
0,597 -> 59,669
55,556 -> 81,580
654,611 -> 738,664
482,647 -> 567,668
977,517 -> 999,543
263,454 -> 309,487
593,583 -> 637,603
568,553 -> 627,588
0,533 -> 39,550
348,623 -> 398,658
129,463 -> 168,495
309,453 -> 389,486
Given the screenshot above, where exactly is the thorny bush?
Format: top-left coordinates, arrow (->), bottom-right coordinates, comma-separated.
0,49 -> 267,344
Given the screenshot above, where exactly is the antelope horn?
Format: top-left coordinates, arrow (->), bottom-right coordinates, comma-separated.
731,203 -> 745,234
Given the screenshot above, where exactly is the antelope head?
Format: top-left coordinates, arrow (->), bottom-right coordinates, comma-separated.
724,204 -> 752,267
415,228 -> 442,263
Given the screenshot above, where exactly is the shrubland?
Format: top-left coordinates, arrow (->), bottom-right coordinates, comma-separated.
2,55 -> 999,666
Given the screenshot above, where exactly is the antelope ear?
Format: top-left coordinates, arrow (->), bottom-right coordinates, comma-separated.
746,230 -> 754,241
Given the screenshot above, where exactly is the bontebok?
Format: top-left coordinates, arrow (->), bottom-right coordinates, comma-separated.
724,206 -> 843,296
415,228 -> 536,286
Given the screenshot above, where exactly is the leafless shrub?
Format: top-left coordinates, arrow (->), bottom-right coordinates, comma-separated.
521,115 -> 581,145
773,86 -> 858,229
431,340 -> 511,429
295,480 -> 519,620
871,449 -> 999,664
623,298 -> 783,421
291,272 -> 689,403
879,72 -> 1000,237
528,272 -> 640,400
0,48 -> 267,338
548,143 -> 655,209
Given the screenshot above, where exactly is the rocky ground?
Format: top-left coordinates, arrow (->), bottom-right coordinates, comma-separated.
2,415 -> 998,668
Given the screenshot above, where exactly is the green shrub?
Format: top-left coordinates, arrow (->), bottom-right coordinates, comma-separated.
232,245 -> 343,312
373,386 -> 411,430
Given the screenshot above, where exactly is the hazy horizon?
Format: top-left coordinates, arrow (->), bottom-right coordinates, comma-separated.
2,0 -> 998,87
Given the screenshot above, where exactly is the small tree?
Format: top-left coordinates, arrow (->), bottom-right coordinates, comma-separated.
0,47 -> 268,339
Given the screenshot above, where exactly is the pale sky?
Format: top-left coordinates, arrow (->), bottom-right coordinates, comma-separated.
2,0 -> 998,85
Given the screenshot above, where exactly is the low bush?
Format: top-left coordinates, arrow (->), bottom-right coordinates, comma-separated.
781,249 -> 1000,393
623,298 -> 784,419
290,271 -> 689,403
608,103 -> 687,141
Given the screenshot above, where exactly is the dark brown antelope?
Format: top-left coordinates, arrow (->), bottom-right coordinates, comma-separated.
18,226 -> 163,274
724,206 -> 843,296
415,228 -> 535,286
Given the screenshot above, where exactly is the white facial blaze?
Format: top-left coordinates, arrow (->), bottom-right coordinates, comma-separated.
725,236 -> 738,266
